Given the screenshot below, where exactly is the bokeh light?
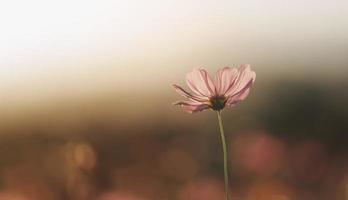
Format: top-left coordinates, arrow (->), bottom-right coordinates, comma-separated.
0,0 -> 347,199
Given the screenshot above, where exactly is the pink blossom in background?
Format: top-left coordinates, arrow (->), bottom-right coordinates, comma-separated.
173,65 -> 256,113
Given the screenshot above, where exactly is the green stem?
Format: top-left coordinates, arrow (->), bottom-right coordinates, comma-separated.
217,111 -> 231,200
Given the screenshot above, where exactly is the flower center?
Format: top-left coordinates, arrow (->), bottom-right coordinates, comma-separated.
210,96 -> 226,111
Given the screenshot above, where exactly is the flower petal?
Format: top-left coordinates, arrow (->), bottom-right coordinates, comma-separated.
172,84 -> 208,102
214,67 -> 239,95
174,100 -> 210,113
186,68 -> 216,97
226,87 -> 250,107
224,64 -> 256,97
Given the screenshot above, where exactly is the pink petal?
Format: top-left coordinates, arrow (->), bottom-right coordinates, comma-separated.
174,100 -> 210,113
224,64 -> 256,98
186,68 -> 216,97
226,88 -> 250,107
214,67 -> 239,96
173,84 -> 208,102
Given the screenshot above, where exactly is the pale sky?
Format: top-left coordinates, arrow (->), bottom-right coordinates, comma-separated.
0,0 -> 347,106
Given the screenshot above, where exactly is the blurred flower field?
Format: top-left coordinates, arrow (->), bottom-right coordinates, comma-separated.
0,78 -> 347,200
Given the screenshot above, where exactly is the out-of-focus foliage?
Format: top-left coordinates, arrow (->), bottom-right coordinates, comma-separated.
0,78 -> 347,200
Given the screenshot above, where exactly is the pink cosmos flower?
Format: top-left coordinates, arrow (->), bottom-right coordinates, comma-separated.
173,65 -> 256,113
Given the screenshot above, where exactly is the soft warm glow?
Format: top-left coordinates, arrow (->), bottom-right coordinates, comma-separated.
0,0 -> 347,106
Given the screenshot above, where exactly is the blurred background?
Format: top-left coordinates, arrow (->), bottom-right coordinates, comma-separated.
0,0 -> 347,199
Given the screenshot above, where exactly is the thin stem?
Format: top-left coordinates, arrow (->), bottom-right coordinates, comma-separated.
217,111 -> 231,200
